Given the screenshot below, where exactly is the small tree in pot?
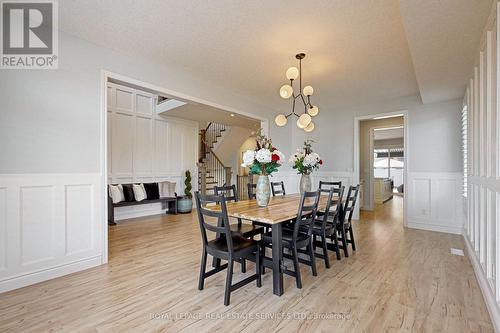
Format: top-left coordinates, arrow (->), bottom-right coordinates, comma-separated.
177,170 -> 193,213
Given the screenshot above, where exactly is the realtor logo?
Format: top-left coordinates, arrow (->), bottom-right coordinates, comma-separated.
1,0 -> 58,69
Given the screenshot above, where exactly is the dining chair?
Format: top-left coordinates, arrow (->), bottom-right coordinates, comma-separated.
317,181 -> 342,215
262,190 -> 321,289
195,192 -> 262,306
270,181 -> 286,196
247,183 -> 256,199
309,186 -> 344,268
336,185 -> 360,257
214,185 -> 264,239
319,181 -> 342,190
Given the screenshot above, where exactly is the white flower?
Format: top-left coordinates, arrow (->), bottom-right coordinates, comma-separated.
242,150 -> 256,167
256,148 -> 272,163
274,150 -> 285,165
303,154 -> 317,167
310,152 -> 320,162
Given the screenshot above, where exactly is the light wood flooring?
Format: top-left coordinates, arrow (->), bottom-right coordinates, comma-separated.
0,196 -> 493,332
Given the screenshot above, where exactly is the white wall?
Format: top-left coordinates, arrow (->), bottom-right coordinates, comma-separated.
107,83 -> 198,220
0,32 -> 275,292
463,4 -> 500,331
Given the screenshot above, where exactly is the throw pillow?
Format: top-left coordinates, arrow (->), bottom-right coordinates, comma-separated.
122,184 -> 135,202
109,184 -> 124,204
144,183 -> 160,200
133,184 -> 147,202
168,182 -> 177,197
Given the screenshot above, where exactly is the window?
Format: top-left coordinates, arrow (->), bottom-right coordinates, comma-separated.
462,105 -> 468,197
374,148 -> 404,192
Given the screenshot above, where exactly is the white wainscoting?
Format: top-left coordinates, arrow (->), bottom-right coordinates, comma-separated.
107,82 -> 199,221
0,173 -> 104,293
406,172 -> 463,234
272,170 -> 358,219
462,4 -> 500,330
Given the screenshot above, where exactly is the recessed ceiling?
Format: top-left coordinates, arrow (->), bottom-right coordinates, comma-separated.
374,127 -> 404,140
59,0 -> 491,113
400,0 -> 493,104
164,103 -> 261,129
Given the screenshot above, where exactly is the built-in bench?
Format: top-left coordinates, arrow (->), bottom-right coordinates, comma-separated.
108,184 -> 178,225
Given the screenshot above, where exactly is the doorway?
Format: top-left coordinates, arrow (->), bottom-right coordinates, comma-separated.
354,111 -> 408,226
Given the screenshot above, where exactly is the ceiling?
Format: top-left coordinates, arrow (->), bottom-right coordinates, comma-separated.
374,127 -> 404,140
59,0 -> 492,113
163,103 -> 261,129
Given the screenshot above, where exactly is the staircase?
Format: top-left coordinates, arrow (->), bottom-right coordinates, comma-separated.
198,122 -> 232,194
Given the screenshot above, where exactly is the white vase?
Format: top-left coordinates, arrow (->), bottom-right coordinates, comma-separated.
256,175 -> 271,207
299,173 -> 312,194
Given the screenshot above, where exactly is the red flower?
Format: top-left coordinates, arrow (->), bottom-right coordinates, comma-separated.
319,160 -> 323,165
272,154 -> 280,162
271,147 -> 277,152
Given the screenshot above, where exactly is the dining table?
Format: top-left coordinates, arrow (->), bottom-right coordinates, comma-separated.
207,193 -> 338,296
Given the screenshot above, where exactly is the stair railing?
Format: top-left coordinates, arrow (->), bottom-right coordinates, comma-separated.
198,122 -> 231,194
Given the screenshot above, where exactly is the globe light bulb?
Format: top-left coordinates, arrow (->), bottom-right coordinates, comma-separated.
308,105 -> 319,116
304,121 -> 315,132
297,113 -> 312,128
279,84 -> 293,99
286,67 -> 299,80
275,114 -> 287,127
303,85 -> 314,96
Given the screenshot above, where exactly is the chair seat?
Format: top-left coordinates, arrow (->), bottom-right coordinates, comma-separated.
208,235 -> 259,253
230,223 -> 264,237
262,229 -> 309,246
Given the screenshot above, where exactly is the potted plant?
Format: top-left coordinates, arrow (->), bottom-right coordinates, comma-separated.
289,139 -> 323,193
241,131 -> 284,207
177,170 -> 193,213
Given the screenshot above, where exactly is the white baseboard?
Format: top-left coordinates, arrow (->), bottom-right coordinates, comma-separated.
0,256 -> 102,293
407,220 -> 463,235
463,235 -> 500,333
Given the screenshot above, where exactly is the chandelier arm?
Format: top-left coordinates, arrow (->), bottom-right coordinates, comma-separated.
299,93 -> 308,111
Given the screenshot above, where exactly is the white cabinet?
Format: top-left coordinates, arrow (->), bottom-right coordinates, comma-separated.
374,178 -> 393,204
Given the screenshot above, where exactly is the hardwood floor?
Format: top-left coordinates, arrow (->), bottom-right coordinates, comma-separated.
0,196 -> 493,332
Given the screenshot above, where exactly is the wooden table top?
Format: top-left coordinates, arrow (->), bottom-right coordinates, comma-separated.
205,193 -> 338,225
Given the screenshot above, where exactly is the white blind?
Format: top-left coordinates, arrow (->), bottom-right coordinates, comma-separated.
461,105 -> 468,197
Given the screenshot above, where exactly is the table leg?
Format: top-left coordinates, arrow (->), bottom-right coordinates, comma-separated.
272,223 -> 283,296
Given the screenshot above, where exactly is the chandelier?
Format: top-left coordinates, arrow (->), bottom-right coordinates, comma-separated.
275,53 -> 319,132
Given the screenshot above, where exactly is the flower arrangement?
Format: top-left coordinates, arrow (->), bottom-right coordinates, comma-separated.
289,139 -> 323,174
241,131 -> 284,175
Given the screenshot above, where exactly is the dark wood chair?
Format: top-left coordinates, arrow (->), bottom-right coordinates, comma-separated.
309,186 -> 344,267
214,185 -> 264,239
270,181 -> 286,196
214,184 -> 264,273
319,181 -> 342,190
317,181 -> 342,216
262,190 -> 320,289
247,183 -> 257,199
336,185 -> 360,257
195,192 -> 262,306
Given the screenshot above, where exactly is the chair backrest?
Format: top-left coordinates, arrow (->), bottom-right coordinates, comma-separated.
319,181 -> 342,191
343,185 -> 360,223
247,183 -> 257,199
194,192 -> 234,252
214,184 -> 238,202
291,190 -> 321,240
319,186 -> 345,225
271,181 -> 286,196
